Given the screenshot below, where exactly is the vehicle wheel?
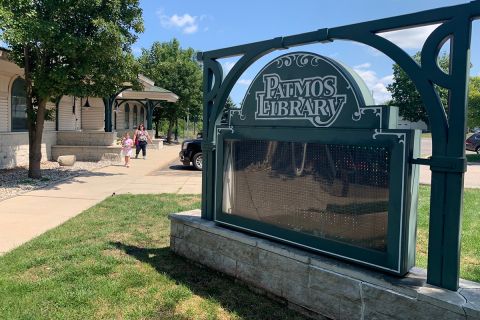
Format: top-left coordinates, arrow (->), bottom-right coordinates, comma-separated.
476,146 -> 480,154
192,152 -> 203,170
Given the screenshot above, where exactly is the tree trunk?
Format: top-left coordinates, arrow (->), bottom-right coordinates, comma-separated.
28,99 -> 47,179
23,45 -> 46,179
166,119 -> 174,143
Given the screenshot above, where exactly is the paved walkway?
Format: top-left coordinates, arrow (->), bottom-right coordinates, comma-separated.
419,137 -> 480,188
420,164 -> 480,188
0,145 -> 201,255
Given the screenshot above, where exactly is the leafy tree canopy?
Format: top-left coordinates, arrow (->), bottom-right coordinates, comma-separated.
138,39 -> 202,142
468,77 -> 480,129
387,52 -> 449,126
0,0 -> 144,100
387,52 -> 480,129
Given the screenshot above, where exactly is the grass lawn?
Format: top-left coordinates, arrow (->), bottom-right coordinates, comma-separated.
0,194 -> 306,320
0,189 -> 478,319
416,186 -> 480,281
467,153 -> 480,163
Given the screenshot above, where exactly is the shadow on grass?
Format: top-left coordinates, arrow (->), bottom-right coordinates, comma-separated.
111,241 -> 306,320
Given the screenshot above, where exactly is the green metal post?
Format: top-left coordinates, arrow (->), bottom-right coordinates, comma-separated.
55,96 -> 61,131
426,14 -> 471,291
103,96 -> 113,132
199,55 -> 217,220
146,100 -> 154,130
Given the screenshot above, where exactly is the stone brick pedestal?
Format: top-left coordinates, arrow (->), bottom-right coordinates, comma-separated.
52,131 -> 121,161
169,210 -> 480,320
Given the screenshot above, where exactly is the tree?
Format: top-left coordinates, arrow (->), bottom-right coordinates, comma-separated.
387,53 -> 449,126
138,39 -> 202,143
221,96 -> 236,124
0,0 -> 143,178
468,77 -> 480,129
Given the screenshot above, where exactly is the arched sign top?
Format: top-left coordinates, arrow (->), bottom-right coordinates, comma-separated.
231,52 -> 376,128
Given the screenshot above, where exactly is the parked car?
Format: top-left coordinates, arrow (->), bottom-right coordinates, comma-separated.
180,138 -> 202,170
466,132 -> 480,153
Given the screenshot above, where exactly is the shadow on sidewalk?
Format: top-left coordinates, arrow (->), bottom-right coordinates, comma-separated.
111,241 -> 306,320
40,170 -> 124,191
168,165 -> 197,171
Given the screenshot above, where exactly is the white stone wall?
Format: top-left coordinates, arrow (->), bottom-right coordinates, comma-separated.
0,131 -> 57,169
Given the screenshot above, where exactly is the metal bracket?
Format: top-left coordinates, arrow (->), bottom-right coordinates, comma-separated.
411,156 -> 467,173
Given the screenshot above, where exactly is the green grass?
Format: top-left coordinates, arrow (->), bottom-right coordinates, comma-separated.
416,186 -> 480,282
0,194 -> 307,320
467,153 -> 480,163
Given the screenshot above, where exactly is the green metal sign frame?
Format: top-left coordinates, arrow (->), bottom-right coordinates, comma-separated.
198,1 -> 480,290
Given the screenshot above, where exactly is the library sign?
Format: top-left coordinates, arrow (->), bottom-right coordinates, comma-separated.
212,52 -> 420,275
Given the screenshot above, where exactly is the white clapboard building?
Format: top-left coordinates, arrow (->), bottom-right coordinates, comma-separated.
0,48 -> 178,169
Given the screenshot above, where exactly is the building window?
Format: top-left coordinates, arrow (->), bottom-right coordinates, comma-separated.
133,105 -> 138,128
125,104 -> 130,129
140,106 -> 145,125
11,77 -> 28,132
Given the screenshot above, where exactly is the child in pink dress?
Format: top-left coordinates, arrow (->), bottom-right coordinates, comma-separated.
121,132 -> 133,167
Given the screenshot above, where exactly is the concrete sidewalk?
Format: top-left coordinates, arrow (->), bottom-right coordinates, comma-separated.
420,164 -> 480,188
0,144 -> 201,255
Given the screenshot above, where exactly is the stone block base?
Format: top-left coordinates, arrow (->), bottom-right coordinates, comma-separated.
0,131 -> 57,169
150,139 -> 165,150
169,210 -> 480,320
52,145 -> 122,161
56,131 -> 117,146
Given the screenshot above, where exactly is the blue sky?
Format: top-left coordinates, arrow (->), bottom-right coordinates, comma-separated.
135,0 -> 480,105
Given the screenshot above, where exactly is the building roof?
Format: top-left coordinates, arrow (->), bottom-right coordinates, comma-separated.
118,86 -> 179,103
138,74 -> 155,88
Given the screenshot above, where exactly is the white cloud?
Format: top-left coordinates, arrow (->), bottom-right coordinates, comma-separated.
183,24 -> 198,34
378,24 -> 440,50
157,11 -> 201,34
238,79 -> 252,86
354,62 -> 371,69
353,63 -> 393,104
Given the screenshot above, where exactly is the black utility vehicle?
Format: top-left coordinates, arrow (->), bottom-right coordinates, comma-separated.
180,137 -> 202,170
466,132 -> 480,154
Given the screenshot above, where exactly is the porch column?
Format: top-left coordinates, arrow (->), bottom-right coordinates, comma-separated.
146,100 -> 155,130
103,96 -> 114,132
55,96 -> 61,131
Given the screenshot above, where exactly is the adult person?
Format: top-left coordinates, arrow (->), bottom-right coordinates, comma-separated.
134,123 -> 153,159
